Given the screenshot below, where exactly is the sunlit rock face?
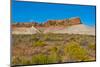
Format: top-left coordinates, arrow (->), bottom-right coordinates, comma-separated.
44,17 -> 81,27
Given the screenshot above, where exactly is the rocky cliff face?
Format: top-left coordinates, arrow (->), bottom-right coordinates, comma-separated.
12,17 -> 81,28
44,17 -> 81,27
68,17 -> 81,25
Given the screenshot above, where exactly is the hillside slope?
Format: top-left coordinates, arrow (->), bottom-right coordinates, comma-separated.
45,24 -> 95,35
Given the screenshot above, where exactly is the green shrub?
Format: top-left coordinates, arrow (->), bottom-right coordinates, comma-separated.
64,41 -> 89,61
32,35 -> 39,41
47,52 -> 61,63
47,46 -> 61,63
88,44 -> 95,50
50,46 -> 58,52
31,54 -> 48,64
31,52 -> 61,64
43,34 -> 49,40
33,40 -> 46,47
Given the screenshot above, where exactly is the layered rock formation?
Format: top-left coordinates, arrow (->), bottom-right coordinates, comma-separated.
44,17 -> 81,27
11,17 -> 95,35
44,24 -> 95,35
12,17 -> 81,28
12,26 -> 41,34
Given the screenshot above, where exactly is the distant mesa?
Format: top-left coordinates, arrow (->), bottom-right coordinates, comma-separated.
12,17 -> 95,35
12,17 -> 81,28
44,17 -> 81,27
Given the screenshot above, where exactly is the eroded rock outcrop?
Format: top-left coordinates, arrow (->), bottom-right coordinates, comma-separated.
43,17 -> 81,27
12,17 -> 81,28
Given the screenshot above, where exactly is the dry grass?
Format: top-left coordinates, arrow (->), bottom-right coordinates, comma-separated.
12,34 -> 96,65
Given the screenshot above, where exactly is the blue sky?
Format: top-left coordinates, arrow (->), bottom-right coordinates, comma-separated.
12,0 -> 96,26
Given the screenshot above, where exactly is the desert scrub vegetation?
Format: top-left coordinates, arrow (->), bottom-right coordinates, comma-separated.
31,54 -> 48,64
48,46 -> 61,63
64,41 -> 90,62
47,52 -> 61,63
12,34 -> 96,65
12,56 -> 31,65
31,53 -> 61,64
88,43 -> 96,50
33,40 -> 47,47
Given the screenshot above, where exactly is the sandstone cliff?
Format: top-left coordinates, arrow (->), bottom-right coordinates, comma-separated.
12,17 -> 81,28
